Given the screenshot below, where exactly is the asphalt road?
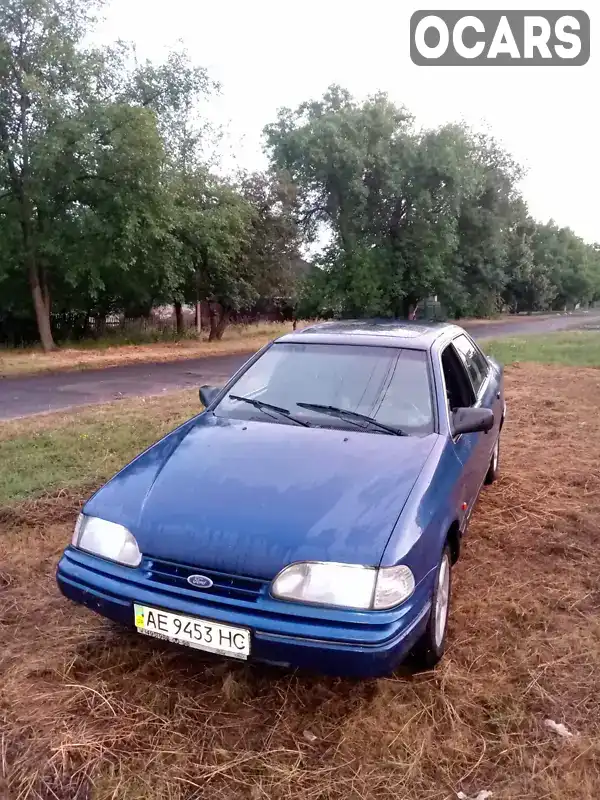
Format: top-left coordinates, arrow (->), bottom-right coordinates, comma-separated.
1,312 -> 598,421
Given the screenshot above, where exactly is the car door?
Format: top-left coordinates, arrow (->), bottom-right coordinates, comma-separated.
452,333 -> 501,481
440,342 -> 482,510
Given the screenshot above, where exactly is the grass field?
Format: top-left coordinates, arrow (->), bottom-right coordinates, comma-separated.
0,321 -> 301,378
0,391 -> 199,504
1,361 -> 600,799
485,329 -> 600,367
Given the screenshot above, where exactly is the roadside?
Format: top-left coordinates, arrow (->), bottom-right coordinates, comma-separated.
486,329 -> 600,368
0,311 -> 589,380
1,312 -> 599,422
0,351 -> 243,421
0,390 -> 197,504
0,321 -> 295,378
2,361 -> 599,799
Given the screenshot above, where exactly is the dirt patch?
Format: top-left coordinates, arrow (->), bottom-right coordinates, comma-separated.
1,364 -> 600,799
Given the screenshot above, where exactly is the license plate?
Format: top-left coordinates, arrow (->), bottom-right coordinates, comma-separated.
134,604 -> 250,660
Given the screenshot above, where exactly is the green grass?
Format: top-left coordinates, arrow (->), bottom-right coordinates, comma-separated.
0,391 -> 199,505
485,329 -> 600,368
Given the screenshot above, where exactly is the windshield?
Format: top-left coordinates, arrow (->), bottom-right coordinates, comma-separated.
214,343 -> 435,436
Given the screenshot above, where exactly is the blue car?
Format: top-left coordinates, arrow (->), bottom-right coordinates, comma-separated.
57,320 -> 505,678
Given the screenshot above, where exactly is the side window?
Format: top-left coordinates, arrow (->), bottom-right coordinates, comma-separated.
453,334 -> 489,395
441,345 -> 475,412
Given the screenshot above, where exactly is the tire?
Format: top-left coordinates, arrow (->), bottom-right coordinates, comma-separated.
484,433 -> 500,485
410,545 -> 452,671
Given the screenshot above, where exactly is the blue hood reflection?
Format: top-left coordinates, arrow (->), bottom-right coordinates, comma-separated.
84,414 -> 437,578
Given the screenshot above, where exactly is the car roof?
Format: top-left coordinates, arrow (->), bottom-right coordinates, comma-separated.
275,319 -> 464,350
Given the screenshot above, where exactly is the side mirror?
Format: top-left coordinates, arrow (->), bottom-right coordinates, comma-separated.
452,407 -> 494,436
199,385 -> 221,408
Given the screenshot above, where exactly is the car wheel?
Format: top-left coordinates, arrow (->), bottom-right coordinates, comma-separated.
484,434 -> 500,485
410,545 -> 452,671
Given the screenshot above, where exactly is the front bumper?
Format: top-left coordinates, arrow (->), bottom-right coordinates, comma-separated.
56,548 -> 432,678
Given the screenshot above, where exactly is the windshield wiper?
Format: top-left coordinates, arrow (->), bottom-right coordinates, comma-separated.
229,394 -> 311,427
296,402 -> 406,436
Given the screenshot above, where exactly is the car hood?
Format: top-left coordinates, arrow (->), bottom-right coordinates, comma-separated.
84,414 -> 438,579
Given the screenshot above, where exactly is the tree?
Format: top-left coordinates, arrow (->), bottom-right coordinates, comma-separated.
265,88 -> 488,318
265,86 -> 600,320
170,171 -> 253,339
0,0 -> 104,349
0,0 -> 215,349
238,171 -> 302,312
449,134 -> 524,317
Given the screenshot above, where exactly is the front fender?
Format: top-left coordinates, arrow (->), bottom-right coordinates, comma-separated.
380,437 -> 465,582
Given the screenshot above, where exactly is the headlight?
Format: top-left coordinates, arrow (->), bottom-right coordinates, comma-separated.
71,514 -> 142,567
271,561 -> 415,610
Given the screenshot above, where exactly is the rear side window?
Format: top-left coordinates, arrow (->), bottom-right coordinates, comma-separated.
453,334 -> 489,395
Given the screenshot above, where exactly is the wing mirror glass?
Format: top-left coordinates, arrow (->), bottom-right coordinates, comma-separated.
199,385 -> 220,408
452,407 -> 494,436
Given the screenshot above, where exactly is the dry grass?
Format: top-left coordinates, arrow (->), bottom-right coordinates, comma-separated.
1,363 -> 600,799
0,322 -> 303,378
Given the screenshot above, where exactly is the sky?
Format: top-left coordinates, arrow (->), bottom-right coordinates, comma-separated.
96,0 -> 599,243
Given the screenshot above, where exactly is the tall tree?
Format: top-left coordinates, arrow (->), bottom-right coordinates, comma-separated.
238,171 -> 302,311
0,0 -> 105,349
265,88 -> 484,317
0,1 -> 215,348
171,171 -> 255,339
450,134 -> 524,317
266,86 -> 600,320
